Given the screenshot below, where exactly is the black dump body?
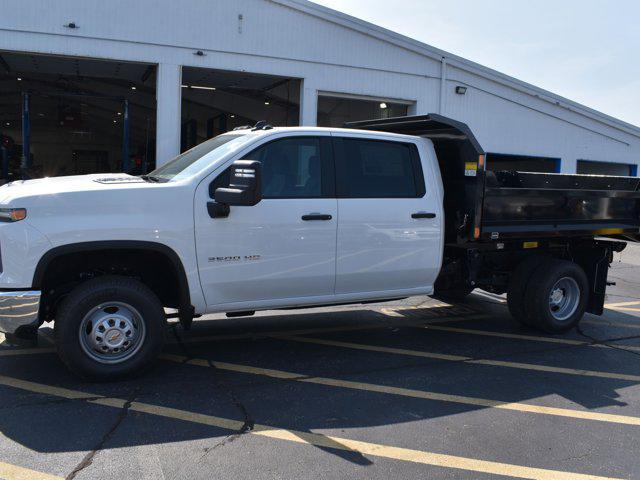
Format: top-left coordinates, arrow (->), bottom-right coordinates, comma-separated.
345,114 -> 640,245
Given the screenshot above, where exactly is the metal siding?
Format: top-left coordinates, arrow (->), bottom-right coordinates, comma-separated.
0,0 -> 638,171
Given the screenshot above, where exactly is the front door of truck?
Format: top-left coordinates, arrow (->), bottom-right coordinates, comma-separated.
194,134 -> 337,310
332,134 -> 443,295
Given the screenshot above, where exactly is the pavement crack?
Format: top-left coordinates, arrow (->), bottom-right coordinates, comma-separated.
66,390 -> 138,480
576,326 -> 640,358
170,328 -> 254,466
0,395 -> 105,411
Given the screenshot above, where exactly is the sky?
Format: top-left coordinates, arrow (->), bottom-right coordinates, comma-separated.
313,0 -> 640,127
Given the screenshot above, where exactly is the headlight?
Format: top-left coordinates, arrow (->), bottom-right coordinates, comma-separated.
0,208 -> 27,222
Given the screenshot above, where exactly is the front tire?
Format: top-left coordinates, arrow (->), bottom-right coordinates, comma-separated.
54,276 -> 166,381
523,260 -> 588,334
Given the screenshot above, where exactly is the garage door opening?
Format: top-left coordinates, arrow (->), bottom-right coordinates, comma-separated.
180,67 -> 301,152
577,160 -> 637,177
0,51 -> 157,182
317,93 -> 411,127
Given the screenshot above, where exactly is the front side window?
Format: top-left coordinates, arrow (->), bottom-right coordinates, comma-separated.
334,138 -> 424,198
211,137 -> 331,199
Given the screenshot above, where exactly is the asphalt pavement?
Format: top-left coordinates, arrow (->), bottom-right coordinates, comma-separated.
1,245 -> 640,479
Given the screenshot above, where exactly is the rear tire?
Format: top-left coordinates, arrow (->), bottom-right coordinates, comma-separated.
507,255 -> 549,326
523,260 -> 588,334
54,275 -> 166,381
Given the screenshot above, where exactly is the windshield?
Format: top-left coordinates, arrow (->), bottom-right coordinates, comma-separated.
146,133 -> 256,182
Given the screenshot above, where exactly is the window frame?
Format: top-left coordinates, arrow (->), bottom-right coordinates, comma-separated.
332,137 -> 426,199
208,135 -> 336,200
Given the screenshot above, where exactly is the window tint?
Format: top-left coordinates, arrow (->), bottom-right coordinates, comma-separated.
336,139 -> 422,198
210,137 -> 328,199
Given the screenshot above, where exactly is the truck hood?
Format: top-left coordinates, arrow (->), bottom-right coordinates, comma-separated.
0,174 -> 149,205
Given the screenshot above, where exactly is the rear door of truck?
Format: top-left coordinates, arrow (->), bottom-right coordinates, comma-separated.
331,132 -> 443,295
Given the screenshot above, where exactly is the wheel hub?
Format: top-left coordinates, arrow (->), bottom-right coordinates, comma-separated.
547,277 -> 580,322
550,288 -> 564,305
79,302 -> 145,364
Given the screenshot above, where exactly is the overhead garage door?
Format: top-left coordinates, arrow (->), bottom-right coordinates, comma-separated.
577,160 -> 637,177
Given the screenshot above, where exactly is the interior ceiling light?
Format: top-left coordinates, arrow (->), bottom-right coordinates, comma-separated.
181,85 -> 216,91
4,122 -> 10,126
230,115 -> 235,118
117,112 -> 122,116
379,102 -> 388,109
131,86 -> 137,90
264,101 -> 270,106
16,77 -> 22,81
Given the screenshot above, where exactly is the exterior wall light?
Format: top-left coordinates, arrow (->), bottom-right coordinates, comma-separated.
455,86 -> 468,95
379,102 -> 388,109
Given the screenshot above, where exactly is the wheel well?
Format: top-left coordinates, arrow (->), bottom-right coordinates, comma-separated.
35,244 -> 190,322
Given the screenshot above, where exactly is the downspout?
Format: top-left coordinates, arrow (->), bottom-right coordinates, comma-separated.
439,57 -> 447,115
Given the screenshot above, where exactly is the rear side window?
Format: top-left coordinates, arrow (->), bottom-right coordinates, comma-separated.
334,138 -> 425,198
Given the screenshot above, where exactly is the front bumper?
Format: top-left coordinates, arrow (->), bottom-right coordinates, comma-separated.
0,290 -> 41,335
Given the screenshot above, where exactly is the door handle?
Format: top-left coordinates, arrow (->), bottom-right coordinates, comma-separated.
412,212 -> 436,219
302,213 -> 333,221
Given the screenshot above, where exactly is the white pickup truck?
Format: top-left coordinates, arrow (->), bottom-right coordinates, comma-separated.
0,115 -> 636,380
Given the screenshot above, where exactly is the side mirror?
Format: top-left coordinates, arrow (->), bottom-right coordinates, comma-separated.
208,160 -> 262,218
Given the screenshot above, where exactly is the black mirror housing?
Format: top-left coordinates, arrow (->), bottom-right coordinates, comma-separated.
214,160 -> 262,207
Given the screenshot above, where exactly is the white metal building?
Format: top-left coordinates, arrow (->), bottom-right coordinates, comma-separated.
1,0 -> 639,179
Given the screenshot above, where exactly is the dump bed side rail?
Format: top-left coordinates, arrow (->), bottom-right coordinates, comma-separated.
482,171 -> 640,240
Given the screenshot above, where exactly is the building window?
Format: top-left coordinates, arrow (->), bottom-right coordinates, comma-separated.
317,93 -> 410,128
577,160 -> 637,177
487,153 -> 560,173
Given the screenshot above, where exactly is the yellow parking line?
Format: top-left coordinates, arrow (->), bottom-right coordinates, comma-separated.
161,353 -> 640,427
604,301 -> 640,308
0,461 -> 63,480
0,374 -> 622,480
420,325 -> 640,353
0,315 -> 487,359
583,319 -> 640,330
283,336 -> 640,383
172,314 -> 488,345
607,306 -> 640,313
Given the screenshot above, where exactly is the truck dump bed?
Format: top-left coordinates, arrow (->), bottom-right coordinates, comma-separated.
345,114 -> 640,245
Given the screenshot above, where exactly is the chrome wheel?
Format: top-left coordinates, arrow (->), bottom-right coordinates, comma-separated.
548,277 -> 580,322
79,302 -> 146,364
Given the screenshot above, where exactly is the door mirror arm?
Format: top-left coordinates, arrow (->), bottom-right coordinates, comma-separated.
207,201 -> 230,218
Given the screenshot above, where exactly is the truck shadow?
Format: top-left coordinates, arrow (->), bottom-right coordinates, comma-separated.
0,298 -> 639,466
